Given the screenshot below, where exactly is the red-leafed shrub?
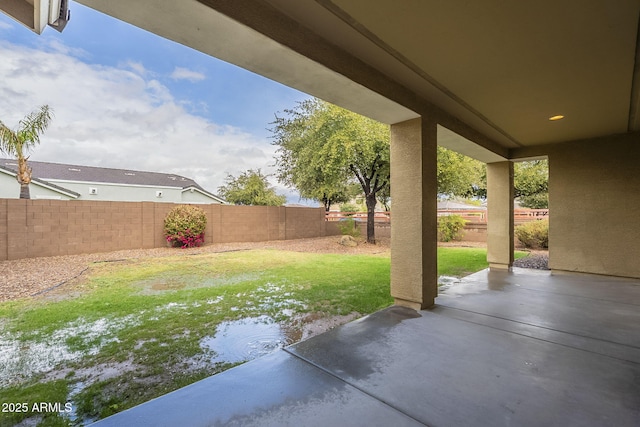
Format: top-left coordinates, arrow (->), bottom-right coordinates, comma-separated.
164,205 -> 207,248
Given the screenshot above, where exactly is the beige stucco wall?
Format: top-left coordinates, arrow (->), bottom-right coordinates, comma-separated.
486,161 -> 514,269
549,134 -> 640,278
390,118 -> 438,309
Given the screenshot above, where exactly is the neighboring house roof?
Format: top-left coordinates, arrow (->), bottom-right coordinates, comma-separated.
180,185 -> 225,202
0,164 -> 81,198
0,158 -> 225,203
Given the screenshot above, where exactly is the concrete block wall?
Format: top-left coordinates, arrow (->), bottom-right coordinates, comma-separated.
218,205 -> 284,243
460,222 -> 487,243
0,200 -> 328,261
285,207 -> 325,239
0,199 -> 7,260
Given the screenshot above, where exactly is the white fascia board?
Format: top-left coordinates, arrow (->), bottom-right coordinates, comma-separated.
35,0 -> 64,34
181,186 -> 226,204
49,0 -> 61,23
34,0 -> 49,34
0,167 -> 79,198
32,180 -> 78,198
33,182 -> 79,198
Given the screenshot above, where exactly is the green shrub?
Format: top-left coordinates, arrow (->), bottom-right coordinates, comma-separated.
164,205 -> 207,248
438,214 -> 467,242
340,203 -> 361,215
515,219 -> 549,249
337,218 -> 361,238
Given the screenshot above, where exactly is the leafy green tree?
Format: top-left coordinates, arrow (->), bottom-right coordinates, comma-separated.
217,169 -> 287,206
435,154 -> 549,209
270,99 -> 351,212
271,99 -> 389,243
437,146 -> 485,198
514,160 -> 548,208
0,105 -> 53,199
376,183 -> 391,211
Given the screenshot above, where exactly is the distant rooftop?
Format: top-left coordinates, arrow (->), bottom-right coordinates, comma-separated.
0,158 -> 224,201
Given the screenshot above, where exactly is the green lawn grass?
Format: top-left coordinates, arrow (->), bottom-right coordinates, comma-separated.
0,247 -> 526,426
438,247 -> 527,277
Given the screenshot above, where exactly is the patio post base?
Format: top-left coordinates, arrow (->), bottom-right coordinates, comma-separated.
393,297 -> 433,310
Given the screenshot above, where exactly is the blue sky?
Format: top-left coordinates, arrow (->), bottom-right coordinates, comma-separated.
0,2 -> 312,202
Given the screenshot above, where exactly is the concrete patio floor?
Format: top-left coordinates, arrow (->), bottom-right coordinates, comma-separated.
91,268 -> 640,426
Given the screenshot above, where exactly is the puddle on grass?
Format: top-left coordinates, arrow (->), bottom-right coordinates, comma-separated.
200,311 -> 359,365
66,381 -> 92,426
136,273 -> 262,295
0,315 -> 140,387
201,316 -> 295,364
438,275 -> 461,290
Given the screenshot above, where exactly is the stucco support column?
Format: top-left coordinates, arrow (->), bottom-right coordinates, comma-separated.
390,117 -> 438,309
487,161 -> 514,269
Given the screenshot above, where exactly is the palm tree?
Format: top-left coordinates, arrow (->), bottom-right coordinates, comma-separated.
0,105 -> 53,199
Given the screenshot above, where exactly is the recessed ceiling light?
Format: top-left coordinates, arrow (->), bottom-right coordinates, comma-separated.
548,115 -> 564,121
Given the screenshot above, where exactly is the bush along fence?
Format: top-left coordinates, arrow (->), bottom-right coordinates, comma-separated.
0,199 -> 330,261
515,219 -> 549,249
164,205 -> 207,248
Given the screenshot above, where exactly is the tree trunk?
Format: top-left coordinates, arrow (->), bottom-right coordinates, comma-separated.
19,183 -> 30,199
17,157 -> 32,199
365,193 -> 377,244
323,197 -> 331,212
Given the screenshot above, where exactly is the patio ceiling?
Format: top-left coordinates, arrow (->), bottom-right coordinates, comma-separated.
8,0 -> 640,160
265,0 -> 640,149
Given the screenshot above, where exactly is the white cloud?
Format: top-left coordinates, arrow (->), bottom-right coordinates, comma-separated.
0,20 -> 12,30
170,66 -> 206,82
0,40 -> 277,195
40,38 -> 90,59
121,60 -> 148,77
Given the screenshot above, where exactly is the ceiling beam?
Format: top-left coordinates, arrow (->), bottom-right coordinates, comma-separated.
509,130 -> 640,160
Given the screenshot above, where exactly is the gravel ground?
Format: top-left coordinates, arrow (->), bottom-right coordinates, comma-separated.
439,241 -> 549,270
513,250 -> 549,270
0,236 -> 390,302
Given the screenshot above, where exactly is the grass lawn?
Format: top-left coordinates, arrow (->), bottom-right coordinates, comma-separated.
0,247 -> 526,426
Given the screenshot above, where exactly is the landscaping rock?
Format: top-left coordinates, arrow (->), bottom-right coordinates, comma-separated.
514,251 -> 549,270
339,235 -> 358,247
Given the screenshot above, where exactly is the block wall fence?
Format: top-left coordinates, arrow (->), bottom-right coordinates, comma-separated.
0,199 -> 338,261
